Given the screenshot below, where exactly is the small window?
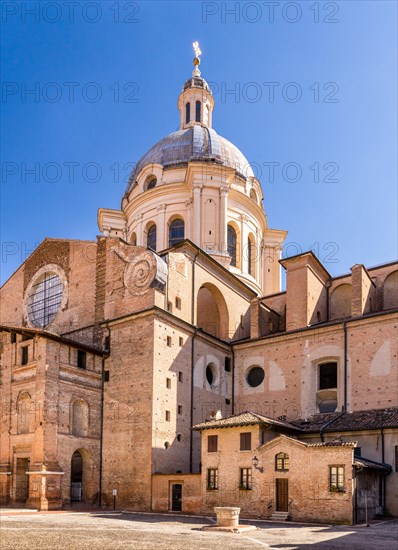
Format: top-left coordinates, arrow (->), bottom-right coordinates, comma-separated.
11,332 -> 17,344
167,336 -> 172,347
185,102 -> 190,124
246,366 -> 264,387
319,362 -> 337,389
275,452 -> 289,471
240,467 -> 252,490
354,447 -> 361,458
77,350 -> 87,369
146,177 -> 157,190
147,223 -> 157,251
224,357 -> 231,372
206,363 -> 217,386
169,219 -> 185,247
21,346 -> 28,366
167,301 -> 172,312
207,435 -> 218,453
164,441 -> 170,449
104,371 -> 110,382
330,465 -> 345,492
240,432 -> 251,451
227,225 -> 237,267
395,446 -> 398,472
130,232 -> 137,246
207,468 -> 218,490
165,411 -> 171,422
166,378 -> 171,389
178,405 -> 182,415
175,297 -> 181,310
179,337 -> 183,347
178,371 -> 183,383
195,100 -> 201,122
176,433 -> 182,442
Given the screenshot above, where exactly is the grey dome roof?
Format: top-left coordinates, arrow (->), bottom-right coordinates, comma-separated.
126,126 -> 254,193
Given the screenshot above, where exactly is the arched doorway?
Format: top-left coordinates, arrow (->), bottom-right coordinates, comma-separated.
71,450 -> 83,501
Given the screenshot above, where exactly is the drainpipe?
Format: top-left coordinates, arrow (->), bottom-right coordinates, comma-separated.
98,325 -> 110,508
189,250 -> 200,473
343,321 -> 348,412
381,428 -> 386,514
231,347 -> 235,415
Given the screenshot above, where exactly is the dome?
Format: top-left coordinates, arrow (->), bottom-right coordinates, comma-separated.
126,126 -> 255,193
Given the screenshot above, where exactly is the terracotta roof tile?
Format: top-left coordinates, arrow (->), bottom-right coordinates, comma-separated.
292,408 -> 398,433
192,411 -> 302,432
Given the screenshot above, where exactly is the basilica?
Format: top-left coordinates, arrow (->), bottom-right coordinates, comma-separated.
1,52 -> 397,524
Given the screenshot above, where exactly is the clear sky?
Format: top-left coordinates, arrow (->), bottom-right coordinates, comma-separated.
1,0 -> 397,286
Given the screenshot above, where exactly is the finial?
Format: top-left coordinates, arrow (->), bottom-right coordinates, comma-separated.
192,41 -> 201,76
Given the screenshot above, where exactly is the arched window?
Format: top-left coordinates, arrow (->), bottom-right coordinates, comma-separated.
195,100 -> 201,122
147,224 -> 157,251
169,219 -> 185,247
130,232 -> 137,246
227,225 -> 237,267
275,452 -> 289,471
185,102 -> 190,124
144,176 -> 157,191
247,234 -> 255,276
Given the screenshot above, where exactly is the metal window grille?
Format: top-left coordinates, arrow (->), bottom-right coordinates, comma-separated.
27,273 -> 63,328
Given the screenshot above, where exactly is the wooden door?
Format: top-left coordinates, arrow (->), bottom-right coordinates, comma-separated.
16,458 -> 30,502
276,478 -> 288,512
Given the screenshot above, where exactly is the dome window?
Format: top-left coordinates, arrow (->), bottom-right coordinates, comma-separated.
227,225 -> 237,267
147,223 -> 157,251
145,176 -> 157,191
250,189 -> 258,203
195,100 -> 201,122
169,219 -> 185,247
185,102 -> 191,124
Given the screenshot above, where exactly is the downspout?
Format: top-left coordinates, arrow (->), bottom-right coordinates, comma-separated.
381,428 -> 386,514
98,325 -> 110,508
343,321 -> 348,412
231,346 -> 235,415
189,250 -> 200,473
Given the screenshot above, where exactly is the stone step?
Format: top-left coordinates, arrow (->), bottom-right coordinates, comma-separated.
270,512 -> 290,521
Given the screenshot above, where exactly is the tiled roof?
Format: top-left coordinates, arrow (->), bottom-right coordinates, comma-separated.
354,457 -> 392,472
306,441 -> 357,447
192,411 -> 302,432
0,325 -> 106,356
291,408 -> 398,433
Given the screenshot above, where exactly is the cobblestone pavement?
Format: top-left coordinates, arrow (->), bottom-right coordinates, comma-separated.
1,510 -> 397,550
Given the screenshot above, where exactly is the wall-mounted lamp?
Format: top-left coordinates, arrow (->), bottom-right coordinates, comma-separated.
252,455 -> 264,473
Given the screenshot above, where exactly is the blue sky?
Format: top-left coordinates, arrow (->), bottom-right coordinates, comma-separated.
1,0 -> 397,286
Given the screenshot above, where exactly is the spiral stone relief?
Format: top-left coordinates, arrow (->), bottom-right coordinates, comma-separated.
112,246 -> 166,296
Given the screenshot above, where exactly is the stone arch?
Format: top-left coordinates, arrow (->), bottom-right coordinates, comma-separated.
383,270 -> 398,310
330,283 -> 352,320
197,282 -> 229,339
144,175 -> 157,191
71,399 -> 89,437
227,221 -> 241,269
17,391 -> 33,434
70,448 -> 94,502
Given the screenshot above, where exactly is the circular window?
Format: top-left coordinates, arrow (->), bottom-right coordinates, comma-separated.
27,272 -> 63,328
246,366 -> 265,387
206,365 -> 214,385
